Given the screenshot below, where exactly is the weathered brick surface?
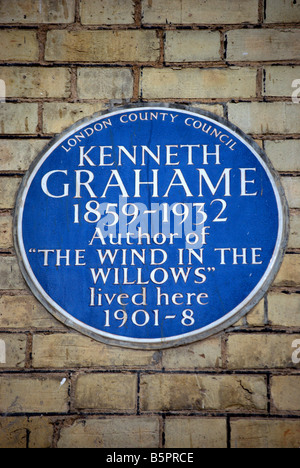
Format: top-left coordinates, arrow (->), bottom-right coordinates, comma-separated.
77,67 -> 134,100
281,178 -> 300,209
140,374 -> 267,412
268,293 -> 300,327
0,0 -> 76,24
0,0 -> 299,449
43,102 -> 106,134
0,177 -> 21,209
226,334 -> 300,369
0,139 -> 48,171
0,415 -> 53,448
0,30 -> 39,61
0,375 -> 69,413
274,254 -> 300,287
0,67 -> 71,99
226,29 -> 300,62
264,66 -> 300,97
0,256 -> 25,290
289,213 -> 300,249
191,103 -> 224,117
162,337 -> 222,370
0,215 -> 13,249
32,333 -> 160,368
0,104 -> 39,135
142,0 -> 259,24
271,376 -> 300,412
0,333 -> 26,369
0,417 -> 28,448
27,417 -> 54,448
74,373 -> 137,412
57,417 -> 160,448
231,419 -> 300,448
141,68 -> 257,99
265,0 -> 300,23
80,0 -> 135,25
45,30 -> 160,63
0,295 -> 65,330
228,103 -> 300,134
165,417 -> 227,448
265,140 -> 300,173
246,299 -> 265,327
165,31 -> 221,62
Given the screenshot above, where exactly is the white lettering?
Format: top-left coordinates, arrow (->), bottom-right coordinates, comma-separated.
164,169 -> 193,197
41,170 -> 69,198
198,168 -> 231,197
102,170 -> 129,198
240,168 -> 258,196
75,170 -> 97,198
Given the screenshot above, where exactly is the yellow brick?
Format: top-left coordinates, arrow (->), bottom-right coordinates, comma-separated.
0,30 -> 39,61
165,31 -> 221,62
289,213 -> 300,249
142,0 -> 259,24
165,417 -> 227,448
0,103 -> 38,135
140,374 -> 267,412
45,30 -> 160,63
264,66 -> 300,97
74,374 -> 137,411
80,0 -> 135,25
0,333 -> 26,368
0,416 -> 56,448
57,417 -> 160,448
43,102 -> 106,134
274,254 -> 300,287
228,102 -> 300,134
265,0 -> 300,23
0,295 -> 65,329
246,299 -> 265,327
0,0 -> 75,23
0,257 -> 26,290
226,333 -> 300,369
32,333 -> 160,368
268,293 -> 300,327
281,178 -> 300,209
254,139 -> 264,149
141,67 -> 257,99
77,67 -> 134,100
271,376 -> 300,412
265,140 -> 300,173
231,419 -> 300,448
0,177 -> 21,209
27,417 -> 54,448
162,337 -> 222,370
0,67 -> 71,98
226,29 -> 300,61
0,375 -> 69,413
191,103 -> 225,118
0,215 -> 13,249
0,139 -> 49,171
231,315 -> 246,328
0,417 -> 27,448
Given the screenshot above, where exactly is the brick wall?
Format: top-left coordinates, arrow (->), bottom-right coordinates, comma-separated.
0,0 -> 299,448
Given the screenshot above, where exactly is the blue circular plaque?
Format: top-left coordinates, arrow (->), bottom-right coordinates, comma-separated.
14,105 -> 288,349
